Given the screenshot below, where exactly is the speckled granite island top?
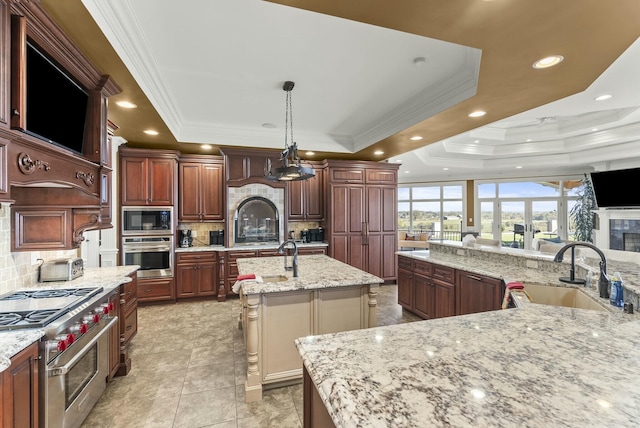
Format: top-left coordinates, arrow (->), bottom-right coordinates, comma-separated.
0,265 -> 139,365
297,306 -> 640,428
237,255 -> 383,295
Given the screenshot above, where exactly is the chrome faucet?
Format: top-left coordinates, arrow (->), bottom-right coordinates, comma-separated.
277,239 -> 299,277
553,241 -> 609,299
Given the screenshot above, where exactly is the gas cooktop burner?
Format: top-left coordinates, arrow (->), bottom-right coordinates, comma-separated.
0,309 -> 61,327
0,287 -> 104,331
1,288 -> 97,301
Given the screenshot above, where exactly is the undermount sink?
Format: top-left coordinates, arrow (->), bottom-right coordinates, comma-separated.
261,275 -> 289,283
521,283 -> 607,312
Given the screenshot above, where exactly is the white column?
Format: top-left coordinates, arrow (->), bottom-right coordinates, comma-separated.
245,294 -> 263,402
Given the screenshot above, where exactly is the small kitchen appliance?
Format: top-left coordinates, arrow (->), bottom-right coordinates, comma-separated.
179,230 -> 193,247
209,230 -> 224,246
40,257 -> 84,282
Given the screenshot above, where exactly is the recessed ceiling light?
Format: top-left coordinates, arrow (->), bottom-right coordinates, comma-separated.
468,111 -> 486,118
374,150 -> 384,155
413,57 -> 427,67
115,101 -> 137,109
201,144 -> 212,150
404,171 -> 410,174
143,129 -> 159,135
410,136 -> 423,141
305,151 -> 315,156
474,140 -> 480,143
594,94 -> 613,101
262,123 -> 277,128
532,55 -> 564,69
526,139 -> 532,142
516,166 -> 523,169
592,128 -> 599,132
443,168 -> 449,171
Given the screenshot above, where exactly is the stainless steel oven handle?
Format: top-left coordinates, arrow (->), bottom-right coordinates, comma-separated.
47,316 -> 118,376
123,245 -> 171,252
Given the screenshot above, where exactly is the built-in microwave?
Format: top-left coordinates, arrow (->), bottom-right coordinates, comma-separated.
122,207 -> 173,235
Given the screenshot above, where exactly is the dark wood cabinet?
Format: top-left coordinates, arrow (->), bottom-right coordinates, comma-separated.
1,342 -> 39,428
326,161 -> 399,282
120,148 -> 179,206
397,255 -> 456,319
397,266 -> 413,310
176,251 -> 218,298
297,246 -> 327,256
179,155 -> 224,221
288,164 -> 324,221
328,184 -> 365,270
136,277 -> 175,303
220,249 -> 259,300
115,272 -> 138,376
456,271 -> 503,315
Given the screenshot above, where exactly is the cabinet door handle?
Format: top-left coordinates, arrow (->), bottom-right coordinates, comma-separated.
466,274 -> 482,281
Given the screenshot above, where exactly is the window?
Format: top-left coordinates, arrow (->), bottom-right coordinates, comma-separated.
398,183 -> 464,240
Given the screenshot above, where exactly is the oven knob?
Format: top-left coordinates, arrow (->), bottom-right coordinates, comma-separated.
108,301 -> 115,312
69,324 -> 84,336
54,336 -> 68,352
97,304 -> 109,315
66,333 -> 76,345
82,315 -> 95,325
92,313 -> 101,323
79,323 -> 88,334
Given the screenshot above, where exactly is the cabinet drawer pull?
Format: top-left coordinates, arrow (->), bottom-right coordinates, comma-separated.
466,274 -> 482,281
126,325 -> 133,331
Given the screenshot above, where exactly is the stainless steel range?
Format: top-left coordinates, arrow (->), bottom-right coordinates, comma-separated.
0,286 -> 118,428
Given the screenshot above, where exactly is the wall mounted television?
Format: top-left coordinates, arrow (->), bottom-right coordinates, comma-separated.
24,40 -> 89,154
589,167 -> 640,208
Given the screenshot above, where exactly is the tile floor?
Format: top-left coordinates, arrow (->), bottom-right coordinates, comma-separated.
81,284 -> 420,428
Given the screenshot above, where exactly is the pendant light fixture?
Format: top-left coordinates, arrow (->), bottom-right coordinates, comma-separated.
265,81 -> 315,181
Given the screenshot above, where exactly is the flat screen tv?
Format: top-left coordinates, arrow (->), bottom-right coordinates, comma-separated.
25,40 -> 89,154
589,168 -> 640,208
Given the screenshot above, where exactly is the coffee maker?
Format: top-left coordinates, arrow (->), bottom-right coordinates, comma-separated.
179,230 -> 193,247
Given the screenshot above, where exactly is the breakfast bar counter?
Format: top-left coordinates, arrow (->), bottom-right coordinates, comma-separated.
297,304 -> 640,427
237,255 -> 383,402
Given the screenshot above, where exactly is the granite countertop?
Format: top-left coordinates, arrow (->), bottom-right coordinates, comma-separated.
175,242 -> 328,252
0,265 -> 139,368
297,305 -> 640,427
398,246 -> 640,317
237,254 -> 382,295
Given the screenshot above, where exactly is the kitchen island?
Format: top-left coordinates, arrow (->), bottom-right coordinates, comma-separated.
297,303 -> 640,427
237,254 -> 382,402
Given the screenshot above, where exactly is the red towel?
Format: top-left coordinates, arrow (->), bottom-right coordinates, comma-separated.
237,274 -> 256,281
506,281 -> 524,290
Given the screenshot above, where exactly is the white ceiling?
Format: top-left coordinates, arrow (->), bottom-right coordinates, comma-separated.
391,36 -> 640,183
82,0 -> 640,183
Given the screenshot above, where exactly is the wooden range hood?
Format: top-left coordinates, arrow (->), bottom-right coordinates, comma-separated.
0,1 -> 120,251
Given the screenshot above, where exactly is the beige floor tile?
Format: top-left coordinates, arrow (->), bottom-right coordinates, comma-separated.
173,387 -> 237,428
81,283 -> 415,427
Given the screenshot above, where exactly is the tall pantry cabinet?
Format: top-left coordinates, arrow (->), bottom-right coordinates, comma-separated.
324,160 -> 399,282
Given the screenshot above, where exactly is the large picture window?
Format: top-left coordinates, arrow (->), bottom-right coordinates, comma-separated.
398,183 -> 464,241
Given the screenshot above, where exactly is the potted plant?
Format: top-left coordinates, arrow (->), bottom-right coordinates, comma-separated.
569,174 -> 597,242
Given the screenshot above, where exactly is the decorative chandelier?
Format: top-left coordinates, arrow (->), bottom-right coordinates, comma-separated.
265,81 -> 315,181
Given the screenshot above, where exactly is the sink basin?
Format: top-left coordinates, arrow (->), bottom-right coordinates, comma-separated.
261,275 -> 289,283
521,284 -> 606,312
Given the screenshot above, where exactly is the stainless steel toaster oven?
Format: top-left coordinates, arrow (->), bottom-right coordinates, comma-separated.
40,258 -> 84,282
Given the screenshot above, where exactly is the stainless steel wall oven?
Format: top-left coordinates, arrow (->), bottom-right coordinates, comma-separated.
122,236 -> 173,278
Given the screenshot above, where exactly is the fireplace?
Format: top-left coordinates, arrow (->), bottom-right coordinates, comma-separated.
234,196 -> 279,244
227,183 -> 285,247
609,219 -> 640,252
623,233 -> 640,252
